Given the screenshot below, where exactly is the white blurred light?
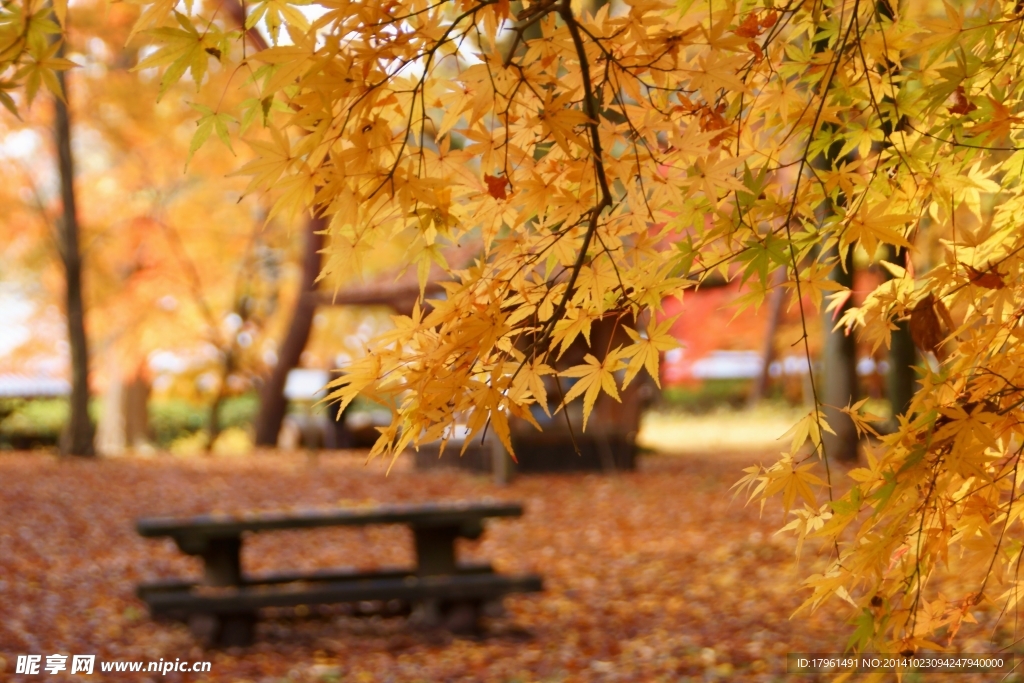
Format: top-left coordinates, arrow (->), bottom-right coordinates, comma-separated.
158,295 -> 179,311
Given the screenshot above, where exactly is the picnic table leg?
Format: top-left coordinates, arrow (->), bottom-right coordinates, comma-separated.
202,536 -> 243,585
412,526 -> 481,633
413,526 -> 459,575
195,536 -> 256,647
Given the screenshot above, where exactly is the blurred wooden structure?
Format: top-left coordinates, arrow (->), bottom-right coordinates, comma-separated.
320,249 -> 653,473
509,313 -> 653,473
96,360 -> 151,456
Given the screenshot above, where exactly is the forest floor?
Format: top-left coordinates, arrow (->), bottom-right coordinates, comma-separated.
0,442 -> 1018,682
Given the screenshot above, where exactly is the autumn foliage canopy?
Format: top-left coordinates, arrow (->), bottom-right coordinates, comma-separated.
8,0 -> 1024,656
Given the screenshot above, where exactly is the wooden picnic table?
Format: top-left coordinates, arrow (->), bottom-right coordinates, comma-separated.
136,500 -> 542,646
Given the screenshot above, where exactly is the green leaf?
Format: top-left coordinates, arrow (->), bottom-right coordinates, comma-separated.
870,471 -> 897,517
135,15 -> 221,99
736,164 -> 768,210
846,608 -> 878,653
186,103 -> 236,168
738,233 -> 789,287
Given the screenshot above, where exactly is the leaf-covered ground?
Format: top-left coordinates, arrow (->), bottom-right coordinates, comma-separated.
0,450 -> 1013,682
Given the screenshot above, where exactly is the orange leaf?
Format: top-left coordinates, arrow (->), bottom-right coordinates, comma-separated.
910,294 -> 945,355
948,86 -> 977,115
484,173 -> 508,200
735,13 -> 761,38
963,263 -> 1005,289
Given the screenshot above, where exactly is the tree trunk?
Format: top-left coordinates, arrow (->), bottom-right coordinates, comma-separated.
207,395 -> 223,450
806,21 -> 859,462
874,4 -> 915,423
884,247 -> 916,420
54,55 -> 95,457
220,1 -> 322,448
748,268 -> 787,407
887,322 -> 916,418
254,215 -> 325,446
821,246 -> 858,462
207,345 -> 241,450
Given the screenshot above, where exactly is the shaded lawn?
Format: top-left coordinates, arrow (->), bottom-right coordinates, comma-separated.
0,449 -> 999,682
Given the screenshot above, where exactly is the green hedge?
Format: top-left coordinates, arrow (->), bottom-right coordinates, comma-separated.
0,398 -> 69,448
146,395 -> 260,446
658,379 -> 752,413
0,394 -> 260,450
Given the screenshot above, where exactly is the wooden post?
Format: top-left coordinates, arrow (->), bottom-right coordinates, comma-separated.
201,537 -> 244,586
412,525 -> 480,632
123,369 -> 151,449
197,536 -> 255,647
413,527 -> 459,576
488,432 -> 513,485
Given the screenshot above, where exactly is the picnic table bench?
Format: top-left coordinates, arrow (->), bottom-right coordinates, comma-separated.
136,501 -> 542,646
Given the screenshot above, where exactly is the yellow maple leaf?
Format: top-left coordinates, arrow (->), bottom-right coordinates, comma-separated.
231,126 -> 298,194
780,409 -> 834,455
510,359 -> 555,415
322,354 -> 382,417
552,308 -> 595,358
133,13 -> 219,99
559,351 -> 626,431
840,201 -> 913,257
762,461 -> 825,514
686,51 -> 748,102
535,91 -> 592,155
17,40 -> 75,103
622,315 -> 679,388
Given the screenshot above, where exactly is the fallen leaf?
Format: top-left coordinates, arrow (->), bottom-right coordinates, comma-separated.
0,448 -> 861,680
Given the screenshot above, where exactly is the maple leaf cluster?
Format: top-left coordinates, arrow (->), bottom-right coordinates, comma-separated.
0,0 -> 76,114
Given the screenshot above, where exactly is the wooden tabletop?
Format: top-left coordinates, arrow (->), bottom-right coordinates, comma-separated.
137,500 -> 524,539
